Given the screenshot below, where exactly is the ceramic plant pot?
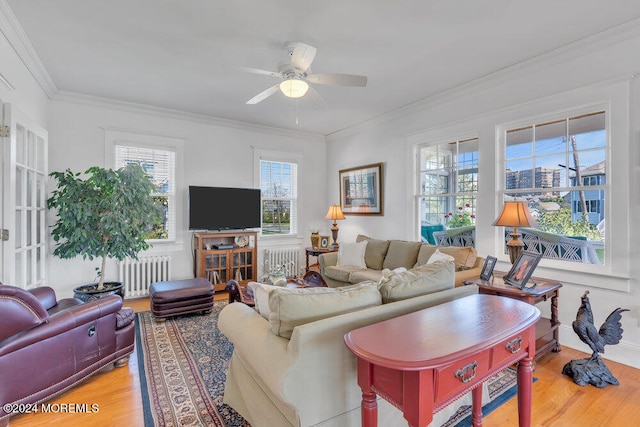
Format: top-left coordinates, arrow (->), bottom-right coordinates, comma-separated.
73,281 -> 125,302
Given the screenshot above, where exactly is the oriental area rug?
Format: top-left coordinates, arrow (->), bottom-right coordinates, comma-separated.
135,301 -> 528,427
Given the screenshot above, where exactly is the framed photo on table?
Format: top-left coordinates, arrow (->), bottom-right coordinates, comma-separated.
319,235 -> 331,250
504,251 -> 542,290
479,256 -> 497,281
339,162 -> 383,215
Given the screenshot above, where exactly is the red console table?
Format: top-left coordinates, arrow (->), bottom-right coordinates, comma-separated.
344,294 -> 540,427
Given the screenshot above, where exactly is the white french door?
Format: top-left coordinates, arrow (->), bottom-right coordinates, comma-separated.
1,102 -> 48,288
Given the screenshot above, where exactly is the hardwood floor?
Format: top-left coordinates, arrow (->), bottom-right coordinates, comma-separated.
8,294 -> 640,427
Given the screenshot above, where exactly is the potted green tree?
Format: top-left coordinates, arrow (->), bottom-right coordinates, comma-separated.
47,164 -> 162,301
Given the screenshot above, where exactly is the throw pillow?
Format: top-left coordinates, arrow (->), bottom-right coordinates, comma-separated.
380,267 -> 408,279
268,282 -> 381,339
337,240 -> 368,268
382,240 -> 422,270
427,249 -> 455,264
248,282 -> 281,320
356,235 -> 391,270
378,261 -> 455,303
415,245 -> 477,271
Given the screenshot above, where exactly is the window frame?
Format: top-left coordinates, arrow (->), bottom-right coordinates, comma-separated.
409,82 -> 630,292
496,104 -> 620,281
415,136 -> 479,243
254,148 -> 302,238
104,129 -> 184,248
114,144 -> 176,242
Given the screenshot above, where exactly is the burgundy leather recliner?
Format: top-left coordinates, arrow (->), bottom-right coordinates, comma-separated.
0,284 -> 135,424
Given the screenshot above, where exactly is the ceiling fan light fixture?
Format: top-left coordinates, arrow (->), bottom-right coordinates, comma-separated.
280,79 -> 309,98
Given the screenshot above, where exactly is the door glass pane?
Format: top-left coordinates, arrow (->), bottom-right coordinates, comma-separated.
26,249 -> 32,285
37,210 -> 42,243
37,247 -> 44,282
37,175 -> 44,208
27,171 -> 34,207
15,210 -> 21,249
16,124 -> 25,165
26,210 -> 32,246
27,130 -> 36,168
15,167 -> 22,206
37,136 -> 45,171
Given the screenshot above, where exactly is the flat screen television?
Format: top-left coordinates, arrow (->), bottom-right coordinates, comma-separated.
188,186 -> 261,230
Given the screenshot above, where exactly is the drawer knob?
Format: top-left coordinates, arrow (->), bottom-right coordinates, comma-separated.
506,337 -> 523,354
455,360 -> 478,383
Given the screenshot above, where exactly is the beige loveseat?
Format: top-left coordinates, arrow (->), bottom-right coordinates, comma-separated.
219,261 -> 487,427
319,235 -> 484,288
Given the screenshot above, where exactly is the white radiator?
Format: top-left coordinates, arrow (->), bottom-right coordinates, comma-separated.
119,256 -> 172,298
263,247 -> 300,278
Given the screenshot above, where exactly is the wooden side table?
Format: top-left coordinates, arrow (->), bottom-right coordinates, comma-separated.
225,271 -> 328,306
345,294 -> 540,427
463,271 -> 562,360
304,246 -> 338,271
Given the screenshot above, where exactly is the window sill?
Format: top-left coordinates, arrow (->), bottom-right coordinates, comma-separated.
141,240 -> 184,255
260,234 -> 305,247
495,256 -> 630,292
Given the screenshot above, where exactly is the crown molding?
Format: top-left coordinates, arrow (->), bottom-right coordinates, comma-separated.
405,72 -> 636,142
0,71 -> 14,91
0,0 -> 57,97
1,1 -> 323,142
327,16 -> 640,143
53,90 -> 325,142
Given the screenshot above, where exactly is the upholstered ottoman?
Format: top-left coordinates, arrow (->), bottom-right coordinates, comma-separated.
149,278 -> 214,321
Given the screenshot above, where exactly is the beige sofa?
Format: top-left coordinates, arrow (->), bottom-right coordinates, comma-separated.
319,235 -> 484,288
219,262 -> 486,427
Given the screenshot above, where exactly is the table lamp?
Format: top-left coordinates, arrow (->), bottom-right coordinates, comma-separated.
492,201 -> 538,263
325,205 -> 345,248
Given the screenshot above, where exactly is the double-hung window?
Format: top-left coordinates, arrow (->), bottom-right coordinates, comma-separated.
259,159 -> 298,236
500,110 -> 606,265
114,145 -> 176,241
416,138 -> 478,245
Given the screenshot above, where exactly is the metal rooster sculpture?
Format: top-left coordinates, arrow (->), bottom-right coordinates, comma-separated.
562,290 -> 629,388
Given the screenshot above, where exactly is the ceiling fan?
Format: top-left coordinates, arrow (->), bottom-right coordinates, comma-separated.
240,42 -> 367,105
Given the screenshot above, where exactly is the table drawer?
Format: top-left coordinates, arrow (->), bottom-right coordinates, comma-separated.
493,333 -> 530,368
436,350 -> 491,403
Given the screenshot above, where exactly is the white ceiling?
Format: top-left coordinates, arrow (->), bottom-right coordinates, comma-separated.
6,0 -> 640,135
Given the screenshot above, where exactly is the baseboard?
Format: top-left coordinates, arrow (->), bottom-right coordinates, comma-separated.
558,324 -> 640,369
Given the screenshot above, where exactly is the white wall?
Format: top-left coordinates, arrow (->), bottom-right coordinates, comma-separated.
326,30 -> 640,368
46,97 -> 327,296
0,19 -> 49,128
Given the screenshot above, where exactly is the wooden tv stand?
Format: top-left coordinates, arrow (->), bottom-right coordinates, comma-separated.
193,230 -> 258,292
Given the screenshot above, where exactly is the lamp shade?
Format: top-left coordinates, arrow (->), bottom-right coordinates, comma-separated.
492,201 -> 538,228
325,205 -> 345,220
280,79 -> 309,98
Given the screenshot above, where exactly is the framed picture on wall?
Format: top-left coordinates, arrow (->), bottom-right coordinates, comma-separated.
339,162 -> 383,215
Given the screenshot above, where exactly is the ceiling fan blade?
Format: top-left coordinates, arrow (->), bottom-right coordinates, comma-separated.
246,84 -> 280,104
238,66 -> 281,78
306,85 -> 327,108
307,73 -> 367,87
290,42 -> 317,72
